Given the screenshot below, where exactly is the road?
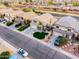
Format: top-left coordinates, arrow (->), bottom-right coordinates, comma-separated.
35,10 -> 79,20
51,13 -> 79,20
0,25 -> 75,59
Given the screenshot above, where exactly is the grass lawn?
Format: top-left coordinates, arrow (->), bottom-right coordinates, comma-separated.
33,32 -> 48,40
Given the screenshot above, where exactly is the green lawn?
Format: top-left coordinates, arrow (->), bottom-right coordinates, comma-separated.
33,32 -> 48,40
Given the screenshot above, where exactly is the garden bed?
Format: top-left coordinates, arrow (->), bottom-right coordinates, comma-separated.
17,24 -> 30,31
6,21 -> 14,26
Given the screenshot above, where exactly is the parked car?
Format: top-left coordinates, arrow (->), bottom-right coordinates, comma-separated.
0,18 -> 6,23
18,48 -> 28,58
54,36 -> 62,46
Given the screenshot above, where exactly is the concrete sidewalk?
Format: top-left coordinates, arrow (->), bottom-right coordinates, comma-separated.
35,10 -> 79,17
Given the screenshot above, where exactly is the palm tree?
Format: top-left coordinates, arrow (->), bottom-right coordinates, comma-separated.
37,21 -> 43,30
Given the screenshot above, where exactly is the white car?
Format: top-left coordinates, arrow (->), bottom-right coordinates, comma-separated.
18,48 -> 28,58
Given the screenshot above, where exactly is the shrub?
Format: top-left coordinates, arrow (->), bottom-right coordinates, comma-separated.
59,37 -> 68,46
72,2 -> 79,6
0,51 -> 11,59
0,14 -> 5,18
35,12 -> 43,15
15,23 -> 22,28
33,32 -> 48,39
64,2 -> 68,5
3,2 -> 9,7
48,1 -> 53,5
22,8 -> 31,12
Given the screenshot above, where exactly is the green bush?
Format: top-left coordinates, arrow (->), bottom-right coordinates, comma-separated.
71,2 -> 79,6
3,2 -> 9,7
0,51 -> 11,59
6,21 -> 14,26
59,36 -> 68,46
48,1 -> 53,5
0,14 -> 5,18
34,11 -> 43,15
33,32 -> 48,40
17,24 -> 30,31
64,2 -> 68,5
22,8 -> 31,12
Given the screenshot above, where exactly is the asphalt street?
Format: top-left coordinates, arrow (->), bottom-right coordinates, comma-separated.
0,25 -> 72,59
51,13 -> 79,20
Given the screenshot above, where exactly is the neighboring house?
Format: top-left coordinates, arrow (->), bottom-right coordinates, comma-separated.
19,12 -> 38,20
0,8 -> 38,22
0,0 -> 25,3
15,12 -> 38,24
56,16 -> 78,29
34,0 -> 48,6
4,15 -> 12,21
31,13 -> 58,29
52,0 -> 79,3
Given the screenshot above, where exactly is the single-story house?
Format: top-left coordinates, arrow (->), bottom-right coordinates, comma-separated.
56,16 -> 78,31
0,8 -> 38,22
19,12 -> 38,20
31,13 -> 58,29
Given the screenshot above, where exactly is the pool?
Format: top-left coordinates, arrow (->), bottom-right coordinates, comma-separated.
9,55 -> 17,59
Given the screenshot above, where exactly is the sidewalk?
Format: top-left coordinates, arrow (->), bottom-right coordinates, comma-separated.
35,10 -> 79,17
